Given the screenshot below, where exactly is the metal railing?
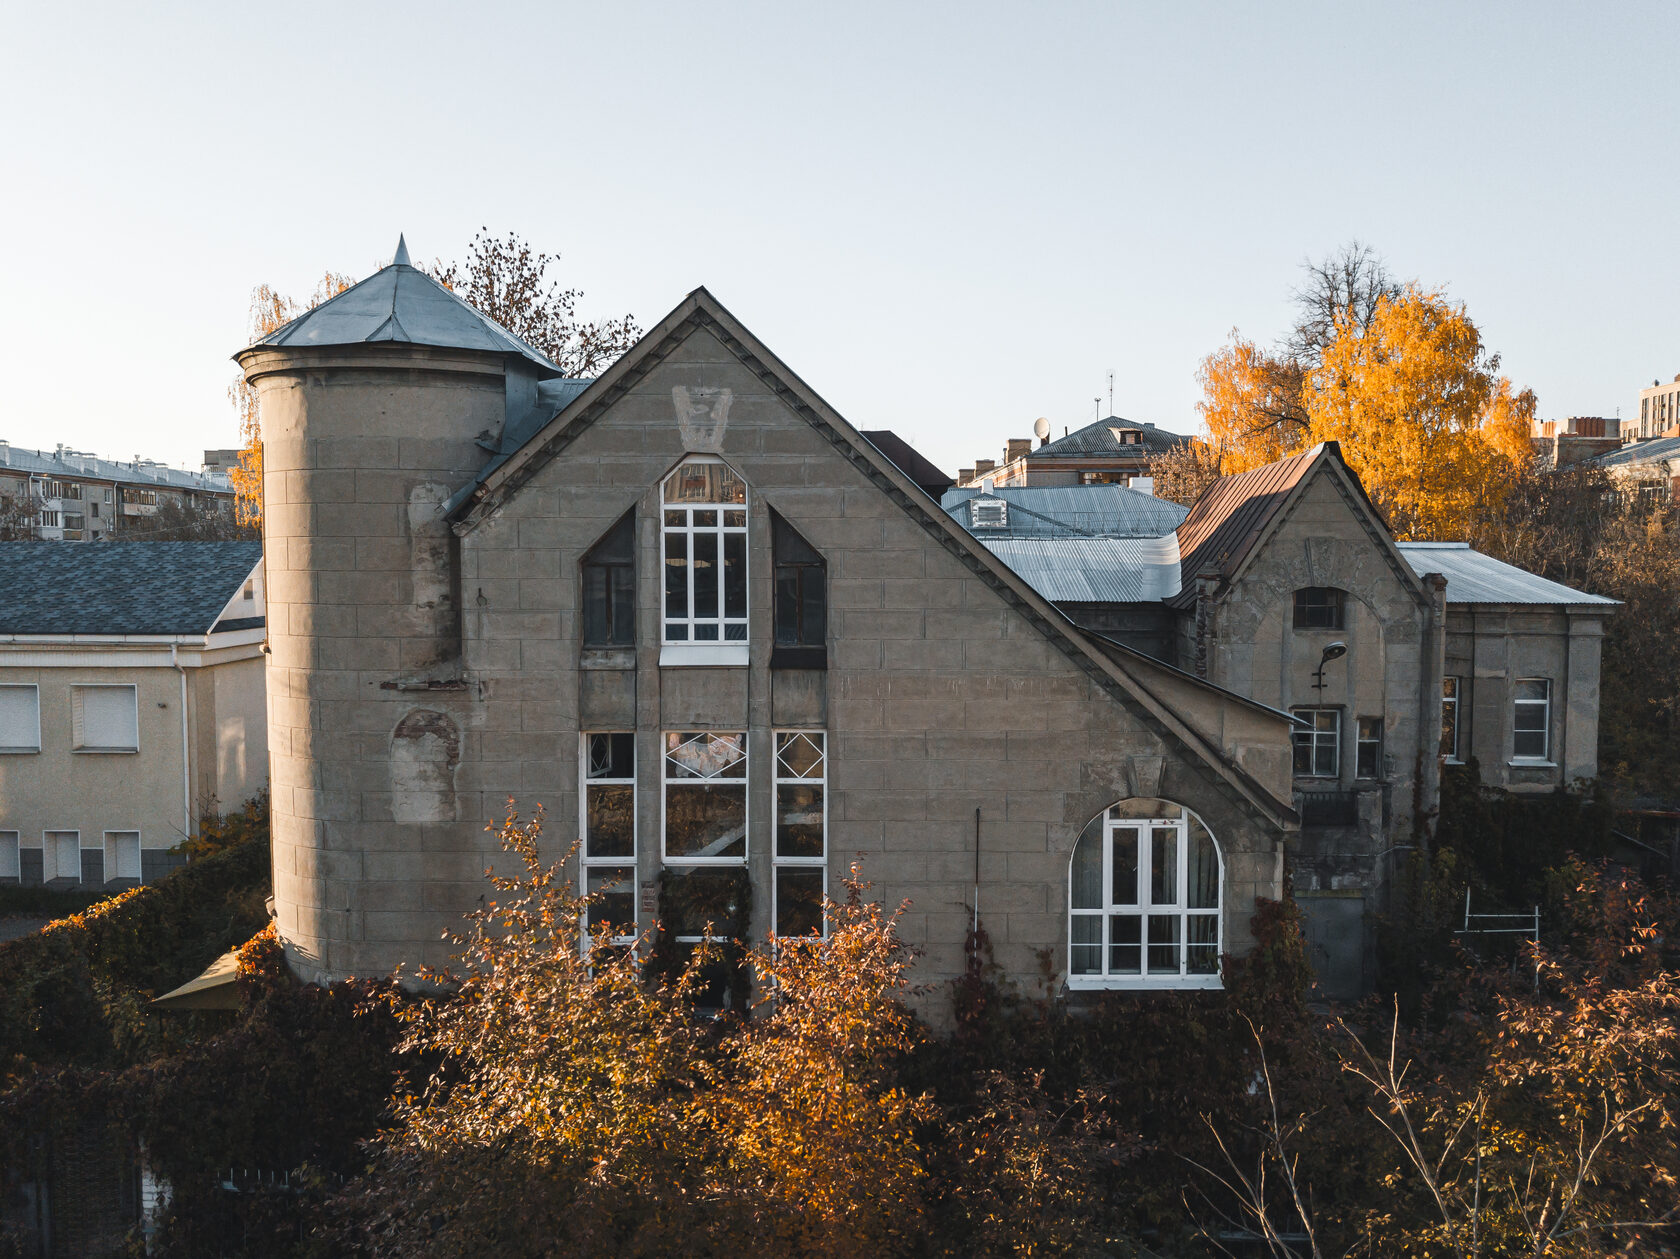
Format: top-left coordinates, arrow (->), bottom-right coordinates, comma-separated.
1298,788 -> 1358,827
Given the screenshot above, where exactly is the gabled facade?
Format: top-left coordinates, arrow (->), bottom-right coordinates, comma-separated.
242,256 -> 1299,1000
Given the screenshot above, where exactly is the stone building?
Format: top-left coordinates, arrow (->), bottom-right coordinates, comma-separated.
241,244 -> 1299,998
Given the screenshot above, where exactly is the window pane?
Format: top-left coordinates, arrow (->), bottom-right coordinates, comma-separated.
586,867 -> 636,937
1111,828 -> 1139,905
663,867 -> 745,937
1071,915 -> 1102,974
1187,830 -> 1218,909
586,783 -> 634,858
665,784 -> 746,858
1146,914 -> 1181,974
1108,914 -> 1141,973
775,868 -> 824,937
776,732 -> 824,778
723,532 -> 746,618
1187,914 -> 1219,974
1515,679 -> 1549,704
588,733 -> 634,780
609,565 -> 636,645
1150,828 -> 1178,905
582,565 -> 609,645
1514,729 -> 1547,759
666,732 -> 746,778
1071,831 -> 1102,909
692,532 -> 718,619
776,783 -> 824,857
775,566 -> 801,646
693,508 -> 716,528
664,530 -> 688,621
800,568 -> 827,645
663,462 -> 745,505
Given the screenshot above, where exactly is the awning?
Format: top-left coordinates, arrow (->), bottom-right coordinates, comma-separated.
151,948 -> 243,1010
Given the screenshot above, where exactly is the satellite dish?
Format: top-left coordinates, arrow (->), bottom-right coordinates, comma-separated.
1033,416 -> 1050,441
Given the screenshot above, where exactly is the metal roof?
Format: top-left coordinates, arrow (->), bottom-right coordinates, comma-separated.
1171,445 -> 1324,606
1397,543 -> 1618,607
1031,415 -> 1186,459
978,535 -> 1183,603
942,484 -> 1189,538
0,442 -> 232,493
0,541 -> 262,636
862,431 -> 954,499
252,237 -> 564,378
1596,436 -> 1680,470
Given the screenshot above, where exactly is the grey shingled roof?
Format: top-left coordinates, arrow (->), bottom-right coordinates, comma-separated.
0,542 -> 262,636
1031,415 -> 1186,459
943,484 -> 1189,538
979,535 -> 1183,602
1396,543 -> 1618,607
253,236 -> 564,379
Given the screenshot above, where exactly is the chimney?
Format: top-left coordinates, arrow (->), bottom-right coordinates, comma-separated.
958,467 -> 975,484
1005,438 -> 1032,463
974,459 -> 995,476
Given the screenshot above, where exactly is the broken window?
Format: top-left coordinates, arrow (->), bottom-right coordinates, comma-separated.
581,510 -> 636,647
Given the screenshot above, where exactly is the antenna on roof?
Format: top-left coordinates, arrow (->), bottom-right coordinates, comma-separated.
1107,369 -> 1115,418
1094,397 -> 1101,422
1033,416 -> 1050,446
392,234 -> 411,267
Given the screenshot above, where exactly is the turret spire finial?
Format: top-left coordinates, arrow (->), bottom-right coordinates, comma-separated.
393,233 -> 411,267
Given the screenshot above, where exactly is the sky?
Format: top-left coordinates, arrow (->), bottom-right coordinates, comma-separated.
1,1 -> 1676,477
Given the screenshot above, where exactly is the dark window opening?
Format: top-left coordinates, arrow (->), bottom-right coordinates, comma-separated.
1293,587 -> 1346,630
1356,716 -> 1383,779
582,510 -> 636,647
772,510 -> 827,668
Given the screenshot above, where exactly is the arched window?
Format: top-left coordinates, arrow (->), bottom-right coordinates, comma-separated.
662,459 -> 747,647
1068,798 -> 1222,989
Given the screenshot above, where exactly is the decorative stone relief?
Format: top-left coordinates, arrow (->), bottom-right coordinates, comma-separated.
1129,754 -> 1165,799
391,708 -> 460,823
673,385 -> 732,451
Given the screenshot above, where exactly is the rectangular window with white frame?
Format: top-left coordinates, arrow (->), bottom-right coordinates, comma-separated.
1513,678 -> 1552,761
104,830 -> 142,882
773,731 -> 826,939
1441,676 -> 1461,761
580,733 -> 636,951
0,685 -> 41,753
0,831 -> 18,881
44,830 -> 80,882
1356,716 -> 1383,779
662,732 -> 747,862
1291,708 -> 1340,778
72,684 -> 139,753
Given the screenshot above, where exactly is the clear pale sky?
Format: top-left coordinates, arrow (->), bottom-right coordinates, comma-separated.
2,2 -> 1675,476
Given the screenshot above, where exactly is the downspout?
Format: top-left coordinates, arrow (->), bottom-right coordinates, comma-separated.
171,644 -> 192,851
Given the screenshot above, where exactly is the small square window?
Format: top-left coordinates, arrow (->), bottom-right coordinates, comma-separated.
72,684 -> 138,753
0,685 -> 41,753
1293,588 -> 1345,630
1291,708 -> 1340,778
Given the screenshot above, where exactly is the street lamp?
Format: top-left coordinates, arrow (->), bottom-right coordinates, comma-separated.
1312,641 -> 1347,696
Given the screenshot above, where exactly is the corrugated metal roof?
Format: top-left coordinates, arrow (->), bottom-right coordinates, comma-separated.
1171,446 -> 1324,606
942,485 -> 1189,538
1031,415 -> 1186,458
1397,543 -> 1618,606
0,541 -> 263,636
978,535 -> 1183,603
0,443 -> 232,493
1597,436 -> 1680,470
253,239 -> 563,378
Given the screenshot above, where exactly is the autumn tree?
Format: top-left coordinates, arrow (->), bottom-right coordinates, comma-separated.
1147,438 -> 1226,506
1304,285 -> 1535,539
0,484 -> 38,540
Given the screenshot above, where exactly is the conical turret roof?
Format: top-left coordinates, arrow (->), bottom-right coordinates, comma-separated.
248,235 -> 563,377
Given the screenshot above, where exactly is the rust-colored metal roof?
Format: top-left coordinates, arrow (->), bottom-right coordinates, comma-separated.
1170,445 -> 1325,608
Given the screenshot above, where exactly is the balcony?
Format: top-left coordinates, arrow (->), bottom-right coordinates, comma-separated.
1298,788 -> 1359,828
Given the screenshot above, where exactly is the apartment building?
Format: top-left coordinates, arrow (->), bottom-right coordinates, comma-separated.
0,441 -> 234,541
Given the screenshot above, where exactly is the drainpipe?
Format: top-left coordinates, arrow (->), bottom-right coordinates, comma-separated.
171,644 -> 192,850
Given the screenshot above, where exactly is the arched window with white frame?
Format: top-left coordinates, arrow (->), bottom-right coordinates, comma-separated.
661,458 -> 747,663
1068,798 -> 1223,989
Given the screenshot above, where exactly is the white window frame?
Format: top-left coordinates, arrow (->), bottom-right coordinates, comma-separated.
1441,676 -> 1462,761
44,830 -> 81,882
1512,678 -> 1552,763
773,730 -> 827,941
1068,808 -> 1223,990
72,683 -> 139,753
660,458 -> 748,665
1291,707 -> 1341,779
0,684 -> 41,753
104,830 -> 142,882
579,732 -> 637,951
661,731 -> 748,865
0,831 -> 19,881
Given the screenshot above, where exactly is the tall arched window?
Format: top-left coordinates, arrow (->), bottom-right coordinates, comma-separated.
1068,798 -> 1222,989
662,459 -> 747,650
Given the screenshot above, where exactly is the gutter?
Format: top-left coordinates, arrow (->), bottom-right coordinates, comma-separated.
171,643 -> 192,850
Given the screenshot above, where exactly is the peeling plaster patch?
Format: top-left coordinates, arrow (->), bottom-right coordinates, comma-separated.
391,708 -> 460,823
408,483 -> 453,610
672,386 -> 732,451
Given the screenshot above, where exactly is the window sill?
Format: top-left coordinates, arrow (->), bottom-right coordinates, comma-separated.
0,748 -> 40,755
1508,759 -> 1557,769
660,643 -> 748,668
73,747 -> 139,755
1067,974 -> 1224,991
